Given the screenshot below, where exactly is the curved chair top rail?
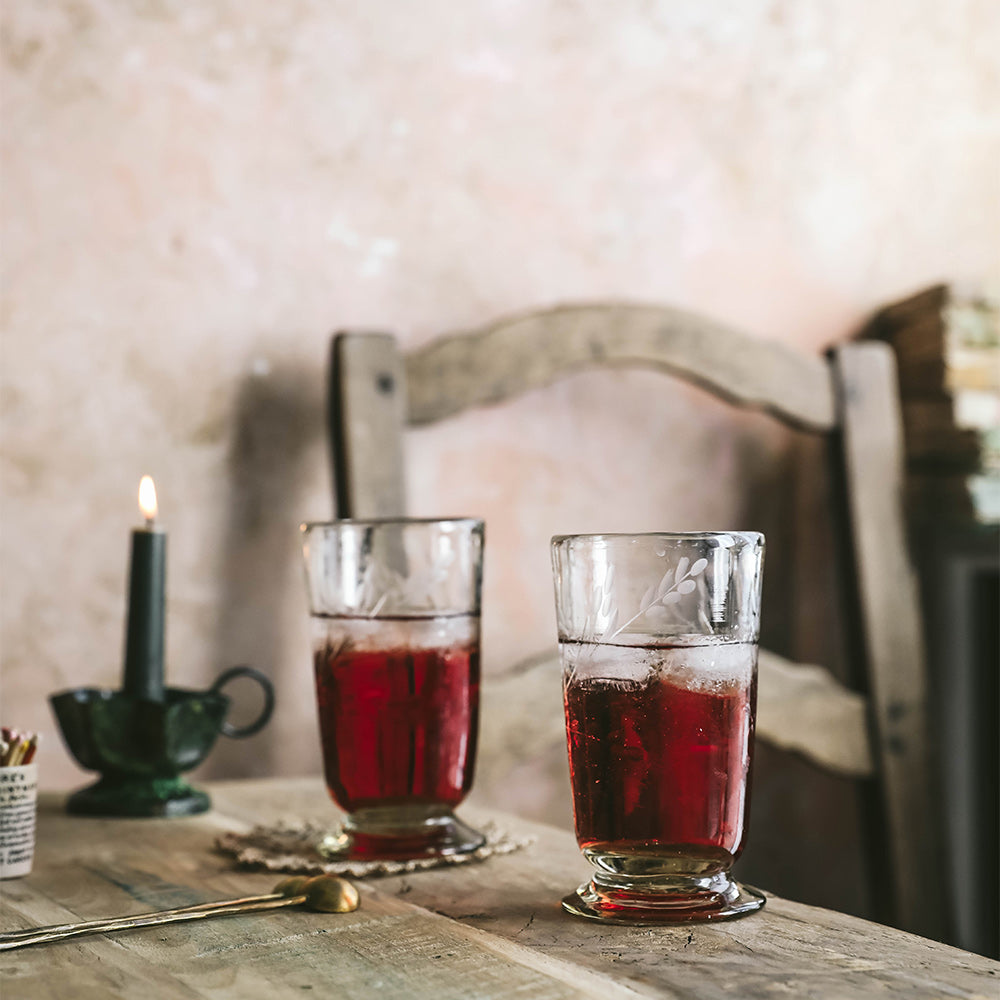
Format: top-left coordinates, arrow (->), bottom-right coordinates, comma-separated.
404,303 -> 837,432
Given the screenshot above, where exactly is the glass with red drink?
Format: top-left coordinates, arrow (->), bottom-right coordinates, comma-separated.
301,518 -> 485,859
551,531 -> 765,923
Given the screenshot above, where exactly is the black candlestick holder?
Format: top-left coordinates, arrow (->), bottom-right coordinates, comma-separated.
50,666 -> 274,817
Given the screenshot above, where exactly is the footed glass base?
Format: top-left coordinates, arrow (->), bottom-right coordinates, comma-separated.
318,805 -> 485,861
562,871 -> 765,925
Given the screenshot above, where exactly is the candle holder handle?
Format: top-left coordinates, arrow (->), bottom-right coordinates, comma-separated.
210,666 -> 275,738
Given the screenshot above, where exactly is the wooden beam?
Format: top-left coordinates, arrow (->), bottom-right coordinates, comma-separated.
487,647 -> 877,779
405,303 -> 837,431
329,332 -> 408,518
833,341 -> 945,940
756,649 -> 874,777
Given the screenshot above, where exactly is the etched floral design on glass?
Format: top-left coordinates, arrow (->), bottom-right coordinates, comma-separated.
552,531 -> 765,924
302,518 -> 485,860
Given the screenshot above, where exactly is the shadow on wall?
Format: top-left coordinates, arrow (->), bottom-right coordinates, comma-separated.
198,363 -> 327,783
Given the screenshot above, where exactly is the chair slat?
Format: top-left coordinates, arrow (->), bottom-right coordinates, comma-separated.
482,647 -> 876,779
756,649 -> 874,777
405,303 -> 837,431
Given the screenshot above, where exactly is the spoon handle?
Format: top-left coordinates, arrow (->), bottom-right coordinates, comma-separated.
0,891 -> 287,942
0,894 -> 306,952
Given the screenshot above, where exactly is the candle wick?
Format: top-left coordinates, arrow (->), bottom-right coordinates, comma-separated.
144,515 -> 156,529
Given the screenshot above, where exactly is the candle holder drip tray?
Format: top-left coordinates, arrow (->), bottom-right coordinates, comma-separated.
51,667 -> 274,818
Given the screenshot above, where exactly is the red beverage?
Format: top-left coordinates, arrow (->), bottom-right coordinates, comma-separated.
563,640 -> 756,875
313,614 -> 479,813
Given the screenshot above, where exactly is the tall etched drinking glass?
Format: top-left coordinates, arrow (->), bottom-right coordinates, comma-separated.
552,531 -> 765,923
301,518 -> 485,860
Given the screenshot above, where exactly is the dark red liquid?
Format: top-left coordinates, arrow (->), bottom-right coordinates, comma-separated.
313,620 -> 479,813
564,644 -> 755,868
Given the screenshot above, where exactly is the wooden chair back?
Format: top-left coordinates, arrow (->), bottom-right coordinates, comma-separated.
327,303 -> 945,940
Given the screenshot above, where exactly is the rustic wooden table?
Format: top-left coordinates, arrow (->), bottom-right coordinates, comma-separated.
1,778 -> 995,999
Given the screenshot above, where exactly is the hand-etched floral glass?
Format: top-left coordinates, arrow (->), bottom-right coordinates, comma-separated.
552,531 -> 765,923
301,518 -> 485,859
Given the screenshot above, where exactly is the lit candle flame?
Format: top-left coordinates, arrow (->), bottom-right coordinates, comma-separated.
138,476 -> 158,524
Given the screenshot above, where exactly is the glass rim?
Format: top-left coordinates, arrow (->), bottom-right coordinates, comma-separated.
302,516 -> 484,532
551,530 -> 763,545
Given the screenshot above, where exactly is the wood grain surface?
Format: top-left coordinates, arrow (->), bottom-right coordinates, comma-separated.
329,332 -> 409,519
833,342 -> 946,941
402,303 -> 838,431
2,779 -> 994,999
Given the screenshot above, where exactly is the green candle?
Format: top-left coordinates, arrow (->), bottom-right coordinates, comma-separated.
122,476 -> 166,702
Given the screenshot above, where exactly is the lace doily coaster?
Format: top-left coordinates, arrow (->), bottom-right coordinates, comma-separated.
216,820 -> 535,878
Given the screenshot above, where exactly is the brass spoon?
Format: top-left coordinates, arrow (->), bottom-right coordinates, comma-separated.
0,876 -> 318,942
0,875 -> 359,951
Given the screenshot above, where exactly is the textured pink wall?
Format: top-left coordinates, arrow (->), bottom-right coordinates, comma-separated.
2,0 -> 997,829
